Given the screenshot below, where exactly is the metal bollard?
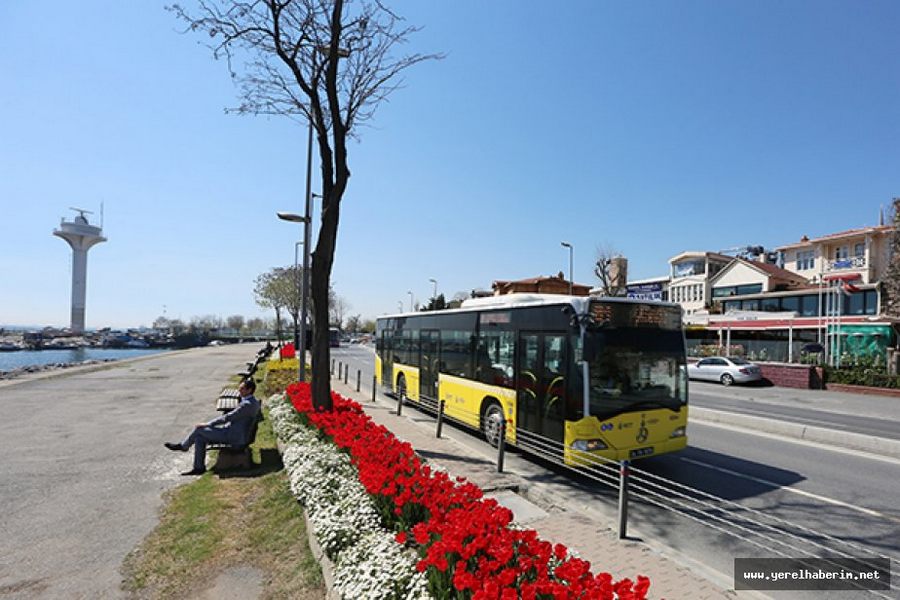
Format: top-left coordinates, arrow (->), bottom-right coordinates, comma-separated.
344,364 -> 348,384
331,358 -> 335,375
618,460 -> 630,539
396,390 -> 403,416
436,399 -> 445,438
356,369 -> 361,392
338,361 -> 343,380
372,375 -> 377,402
497,417 -> 506,473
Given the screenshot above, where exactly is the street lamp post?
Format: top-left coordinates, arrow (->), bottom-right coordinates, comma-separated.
299,119 -> 314,383
277,211 -> 310,382
292,240 -> 303,351
561,241 -> 573,295
429,278 -> 437,305
408,290 -> 414,312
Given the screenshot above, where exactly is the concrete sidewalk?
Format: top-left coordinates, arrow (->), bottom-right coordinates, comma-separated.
327,377 -> 737,600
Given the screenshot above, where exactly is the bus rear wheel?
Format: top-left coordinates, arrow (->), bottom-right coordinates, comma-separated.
482,402 -> 504,447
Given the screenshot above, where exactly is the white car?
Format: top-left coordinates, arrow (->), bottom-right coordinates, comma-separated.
687,356 -> 762,386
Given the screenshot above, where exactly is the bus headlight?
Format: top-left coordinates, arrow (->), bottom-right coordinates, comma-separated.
571,439 -> 608,451
670,427 -> 686,438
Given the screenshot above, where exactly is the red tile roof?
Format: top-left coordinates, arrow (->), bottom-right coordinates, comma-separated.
777,225 -> 894,249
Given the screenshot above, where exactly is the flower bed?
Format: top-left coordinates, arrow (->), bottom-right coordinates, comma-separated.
268,393 -> 430,599
280,382 -> 650,600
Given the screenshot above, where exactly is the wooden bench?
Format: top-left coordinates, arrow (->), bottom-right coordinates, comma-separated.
216,387 -> 241,412
209,411 -> 263,471
237,354 -> 266,379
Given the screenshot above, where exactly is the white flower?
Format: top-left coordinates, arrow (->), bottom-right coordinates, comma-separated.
267,393 -> 434,599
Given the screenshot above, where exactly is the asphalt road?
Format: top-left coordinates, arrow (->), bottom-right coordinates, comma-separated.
0,343 -> 261,599
333,345 -> 900,599
689,381 -> 900,441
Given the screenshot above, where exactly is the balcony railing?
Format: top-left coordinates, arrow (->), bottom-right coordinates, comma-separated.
826,255 -> 866,271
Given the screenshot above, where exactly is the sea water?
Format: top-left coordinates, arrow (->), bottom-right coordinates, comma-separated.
0,348 -> 167,373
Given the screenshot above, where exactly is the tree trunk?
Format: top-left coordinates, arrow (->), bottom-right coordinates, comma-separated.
310,191 -> 342,412
274,307 -> 283,344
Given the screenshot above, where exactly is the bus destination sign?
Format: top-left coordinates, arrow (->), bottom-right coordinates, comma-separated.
590,302 -> 681,330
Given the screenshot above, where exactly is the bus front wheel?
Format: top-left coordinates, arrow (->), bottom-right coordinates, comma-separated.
482,401 -> 504,447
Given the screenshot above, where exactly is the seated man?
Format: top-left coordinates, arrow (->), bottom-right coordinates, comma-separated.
164,378 -> 261,475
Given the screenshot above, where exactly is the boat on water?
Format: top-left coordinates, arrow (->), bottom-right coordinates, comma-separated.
0,342 -> 21,351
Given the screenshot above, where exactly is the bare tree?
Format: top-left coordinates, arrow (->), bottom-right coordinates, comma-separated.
345,313 -> 361,332
330,294 -> 350,329
171,0 -> 438,410
246,317 -> 267,334
254,269 -> 288,342
883,199 -> 900,318
226,314 -> 246,332
594,244 -> 627,297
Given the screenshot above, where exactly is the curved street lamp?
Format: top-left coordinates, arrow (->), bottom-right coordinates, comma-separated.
561,241 -> 573,295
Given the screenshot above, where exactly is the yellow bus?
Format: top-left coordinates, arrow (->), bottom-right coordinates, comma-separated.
375,294 -> 688,465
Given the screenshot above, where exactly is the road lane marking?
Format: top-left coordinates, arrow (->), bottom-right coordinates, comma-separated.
691,418 -> 900,467
694,407 -> 893,434
678,456 -> 900,524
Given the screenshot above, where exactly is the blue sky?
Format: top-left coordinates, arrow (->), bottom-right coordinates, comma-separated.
1,1 -> 898,329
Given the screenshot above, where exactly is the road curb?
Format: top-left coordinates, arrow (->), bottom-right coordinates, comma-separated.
691,406 -> 900,460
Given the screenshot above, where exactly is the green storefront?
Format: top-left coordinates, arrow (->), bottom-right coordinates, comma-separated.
828,324 -> 895,363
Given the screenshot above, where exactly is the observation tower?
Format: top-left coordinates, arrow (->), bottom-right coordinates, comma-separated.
53,208 -> 107,333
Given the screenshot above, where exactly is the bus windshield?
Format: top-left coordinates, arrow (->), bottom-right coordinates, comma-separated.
584,327 -> 686,420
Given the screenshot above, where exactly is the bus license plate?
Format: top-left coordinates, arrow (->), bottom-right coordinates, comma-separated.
629,447 -> 654,459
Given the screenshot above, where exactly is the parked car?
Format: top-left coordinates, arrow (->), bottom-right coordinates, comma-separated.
687,356 -> 762,386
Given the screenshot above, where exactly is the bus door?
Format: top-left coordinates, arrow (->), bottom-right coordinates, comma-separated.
380,329 -> 393,386
419,329 -> 440,400
516,332 -> 566,442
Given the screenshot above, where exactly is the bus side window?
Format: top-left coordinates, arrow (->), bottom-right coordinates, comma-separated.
476,330 -> 514,387
440,330 -> 470,378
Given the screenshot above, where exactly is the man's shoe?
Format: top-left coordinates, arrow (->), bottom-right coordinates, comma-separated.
181,468 -> 206,476
164,442 -> 186,452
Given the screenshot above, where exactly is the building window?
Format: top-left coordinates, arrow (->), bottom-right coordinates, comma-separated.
673,260 -> 705,279
796,250 -> 814,270
854,243 -> 865,258
834,246 -> 849,260
712,283 -> 764,298
865,289 -> 878,315
799,294 -> 819,317
761,297 -> 780,312
781,296 -> 800,313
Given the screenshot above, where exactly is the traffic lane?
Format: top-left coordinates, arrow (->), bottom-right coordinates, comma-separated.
0,343 -> 257,599
688,379 -> 900,422
690,387 -> 900,441
330,344 -> 375,385
639,422 -> 900,554
682,421 -> 900,523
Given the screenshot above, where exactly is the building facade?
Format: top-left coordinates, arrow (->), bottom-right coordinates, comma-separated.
666,252 -> 732,315
630,217 -> 898,365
